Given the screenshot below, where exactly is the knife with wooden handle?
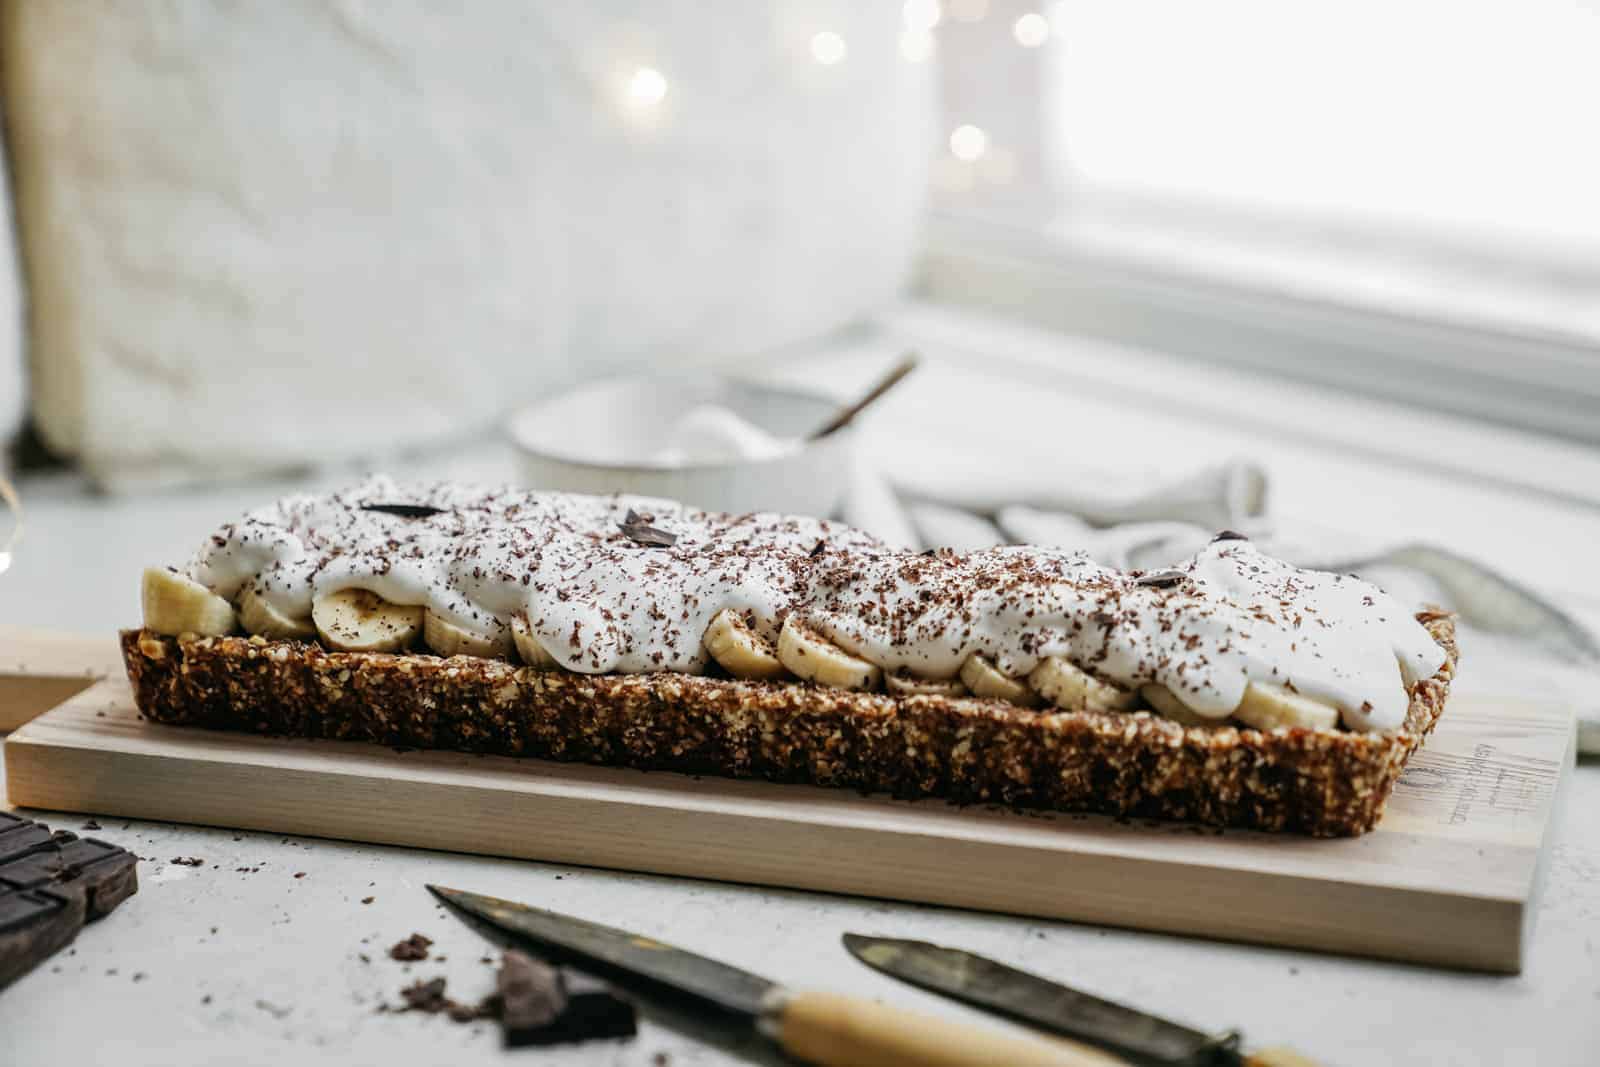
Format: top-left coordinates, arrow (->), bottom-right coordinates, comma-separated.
429,886 -> 1123,1066
843,934 -> 1323,1067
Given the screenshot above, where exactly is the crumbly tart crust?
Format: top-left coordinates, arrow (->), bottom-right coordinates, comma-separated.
120,611 -> 1456,838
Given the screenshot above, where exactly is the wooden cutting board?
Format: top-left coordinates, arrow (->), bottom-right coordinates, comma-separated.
0,639 -> 1574,974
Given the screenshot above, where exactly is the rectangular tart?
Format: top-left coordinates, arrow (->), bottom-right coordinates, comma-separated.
120,609 -> 1454,837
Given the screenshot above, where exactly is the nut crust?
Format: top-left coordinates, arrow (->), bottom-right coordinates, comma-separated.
119,612 -> 1457,837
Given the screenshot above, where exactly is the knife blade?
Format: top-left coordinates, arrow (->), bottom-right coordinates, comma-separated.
429,885 -> 775,1017
430,885 -> 1123,1067
842,934 -> 1244,1067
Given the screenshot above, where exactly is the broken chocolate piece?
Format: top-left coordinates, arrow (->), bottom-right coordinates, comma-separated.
499,949 -> 565,1037
555,968 -> 639,1045
497,949 -> 636,1047
1211,529 -> 1249,543
360,503 -> 448,519
1134,570 -> 1188,589
0,812 -> 138,989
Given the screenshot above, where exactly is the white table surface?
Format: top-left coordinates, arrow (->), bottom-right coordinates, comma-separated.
3,304 -> 1597,1066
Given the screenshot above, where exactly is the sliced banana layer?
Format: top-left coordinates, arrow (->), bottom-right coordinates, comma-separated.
509,612 -> 560,668
1139,684 -> 1214,727
704,609 -> 788,681
142,567 -> 237,637
958,655 -> 1041,708
424,610 -> 512,659
777,616 -> 882,691
311,589 -> 423,653
1233,682 -> 1340,732
237,584 -> 316,640
1029,656 -> 1138,712
885,671 -> 968,698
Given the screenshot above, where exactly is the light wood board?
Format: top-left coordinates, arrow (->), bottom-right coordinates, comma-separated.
2,659 -> 1573,974
0,626 -> 125,733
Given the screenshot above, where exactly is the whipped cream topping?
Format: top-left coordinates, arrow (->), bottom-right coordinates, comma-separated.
186,477 -> 1446,733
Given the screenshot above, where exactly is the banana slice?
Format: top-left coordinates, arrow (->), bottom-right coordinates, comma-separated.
424,610 -> 512,659
776,616 -> 882,691
237,584 -> 316,640
958,655 -> 1041,708
1139,684 -> 1213,727
1233,682 -> 1340,732
142,567 -> 236,637
885,671 -> 968,698
1029,656 -> 1137,712
311,589 -> 422,653
509,612 -> 560,669
704,609 -> 788,681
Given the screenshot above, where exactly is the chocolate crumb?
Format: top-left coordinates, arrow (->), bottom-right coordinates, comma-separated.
389,933 -> 434,961
1211,529 -> 1249,543
82,820 -> 101,831
400,977 -> 450,1012
1134,570 -> 1187,589
394,975 -> 488,1023
170,856 -> 204,867
361,896 -> 375,905
293,872 -> 306,879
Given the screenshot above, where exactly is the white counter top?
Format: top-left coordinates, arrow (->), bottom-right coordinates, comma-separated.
3,305 -> 1597,1064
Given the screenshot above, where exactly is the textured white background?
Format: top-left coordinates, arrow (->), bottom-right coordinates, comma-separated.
4,1 -> 931,487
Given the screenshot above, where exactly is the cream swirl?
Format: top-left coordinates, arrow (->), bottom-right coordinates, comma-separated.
186,476 -> 1445,733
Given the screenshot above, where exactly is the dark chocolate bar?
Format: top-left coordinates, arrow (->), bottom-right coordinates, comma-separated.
0,812 -> 139,990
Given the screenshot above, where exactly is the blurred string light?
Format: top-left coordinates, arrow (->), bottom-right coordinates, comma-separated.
903,0 -> 942,32
810,30 -> 847,65
1013,12 -> 1050,47
899,29 -> 936,62
627,67 -> 668,106
947,0 -> 989,22
949,124 -> 988,161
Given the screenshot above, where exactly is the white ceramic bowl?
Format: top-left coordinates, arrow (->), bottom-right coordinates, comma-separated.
506,376 -> 855,517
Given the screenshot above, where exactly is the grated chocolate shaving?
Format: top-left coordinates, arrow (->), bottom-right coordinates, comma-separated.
1135,570 -> 1188,589
361,503 -> 448,519
618,510 -> 676,548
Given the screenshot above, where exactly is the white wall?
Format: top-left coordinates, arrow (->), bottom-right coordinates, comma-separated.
4,2 -> 933,488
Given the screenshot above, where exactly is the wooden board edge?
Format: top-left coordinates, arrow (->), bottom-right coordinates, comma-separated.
0,627 -> 125,733
1517,710 -> 1580,971
3,715 -> 1527,974
0,677 -> 98,733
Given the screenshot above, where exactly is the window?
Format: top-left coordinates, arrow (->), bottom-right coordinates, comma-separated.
921,0 -> 1600,440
